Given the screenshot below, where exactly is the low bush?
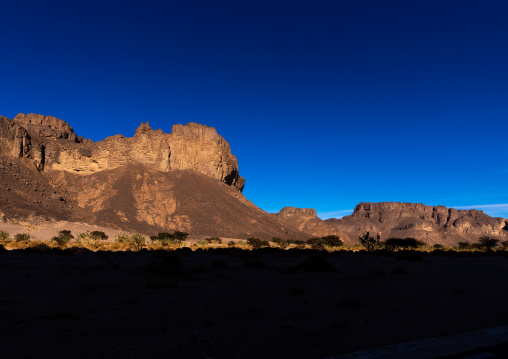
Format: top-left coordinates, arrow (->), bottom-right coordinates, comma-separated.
129,233 -> 146,251
115,233 -> 130,243
384,237 -> 425,251
0,231 -> 9,241
272,237 -> 290,249
247,237 -> 269,249
205,237 -> 222,244
478,236 -> 500,251
458,242 -> 471,249
51,230 -> 74,247
90,231 -> 108,240
359,232 -> 381,251
288,239 -> 306,249
151,231 -> 189,246
307,235 -> 344,250
14,233 -> 30,242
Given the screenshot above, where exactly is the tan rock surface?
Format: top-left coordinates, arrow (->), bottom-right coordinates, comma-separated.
0,113 -> 304,239
275,202 -> 508,245
0,114 -> 244,190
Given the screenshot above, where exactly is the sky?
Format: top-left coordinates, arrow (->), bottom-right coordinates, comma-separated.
1,0 -> 507,219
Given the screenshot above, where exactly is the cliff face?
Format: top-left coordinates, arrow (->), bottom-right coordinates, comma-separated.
0,114 -> 244,191
276,202 -> 508,245
346,202 -> 508,236
272,207 -> 348,238
0,113 -> 309,239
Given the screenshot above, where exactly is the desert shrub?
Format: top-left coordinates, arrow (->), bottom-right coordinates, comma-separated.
289,239 -> 306,249
30,243 -> 51,252
458,242 -> 471,249
306,236 -> 343,250
59,230 -> 73,239
321,235 -> 344,247
0,231 -> 9,241
247,237 -> 269,249
385,238 -> 425,251
115,233 -> 130,243
77,231 -> 102,250
477,236 -> 500,251
433,244 -> 444,250
359,232 -> 381,251
472,243 -> 483,250
272,237 -> 290,249
205,237 -> 222,244
90,231 -> 108,240
296,255 -> 337,272
227,240 -> 235,247
51,236 -> 70,247
51,230 -> 74,247
500,240 -> 508,250
14,233 -> 30,242
129,234 -> 146,251
151,231 -> 189,246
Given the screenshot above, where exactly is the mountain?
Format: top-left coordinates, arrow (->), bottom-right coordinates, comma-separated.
274,202 -> 508,245
0,113 -> 307,240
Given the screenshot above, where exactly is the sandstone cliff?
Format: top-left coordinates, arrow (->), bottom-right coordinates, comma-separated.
273,207 -> 350,239
0,113 -> 244,190
0,113 -> 309,239
275,202 -> 508,245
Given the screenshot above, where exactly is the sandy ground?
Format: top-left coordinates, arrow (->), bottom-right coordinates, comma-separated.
1,249 -> 507,359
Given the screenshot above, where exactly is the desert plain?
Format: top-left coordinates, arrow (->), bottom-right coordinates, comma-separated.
1,247 -> 508,359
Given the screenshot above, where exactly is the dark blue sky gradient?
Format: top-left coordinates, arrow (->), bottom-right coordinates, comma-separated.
2,0 -> 507,218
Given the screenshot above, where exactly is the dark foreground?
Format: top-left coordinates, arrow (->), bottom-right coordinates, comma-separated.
1,248 -> 508,359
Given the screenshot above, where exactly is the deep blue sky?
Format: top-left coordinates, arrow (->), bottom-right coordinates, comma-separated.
2,0 -> 507,219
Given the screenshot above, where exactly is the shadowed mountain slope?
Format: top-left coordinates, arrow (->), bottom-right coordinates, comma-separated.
275,202 -> 508,245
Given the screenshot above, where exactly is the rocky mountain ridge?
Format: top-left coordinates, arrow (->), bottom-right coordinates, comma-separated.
1,113 -> 244,190
275,202 -> 508,245
0,113 -> 307,239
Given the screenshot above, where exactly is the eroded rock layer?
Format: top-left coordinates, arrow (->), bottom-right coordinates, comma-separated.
0,113 -> 310,239
275,202 -> 508,245
0,114 -> 244,190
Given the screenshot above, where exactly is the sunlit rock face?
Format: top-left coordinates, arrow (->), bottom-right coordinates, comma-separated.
0,113 -> 310,239
0,114 -> 244,191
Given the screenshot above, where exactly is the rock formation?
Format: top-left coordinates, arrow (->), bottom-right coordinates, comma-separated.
0,113 -> 244,190
272,207 -> 350,239
275,202 -> 508,245
0,113 -> 306,239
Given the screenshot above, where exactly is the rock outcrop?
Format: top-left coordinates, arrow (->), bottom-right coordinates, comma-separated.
272,207 -> 349,239
275,202 -> 508,245
0,114 -> 244,191
0,113 -> 308,239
